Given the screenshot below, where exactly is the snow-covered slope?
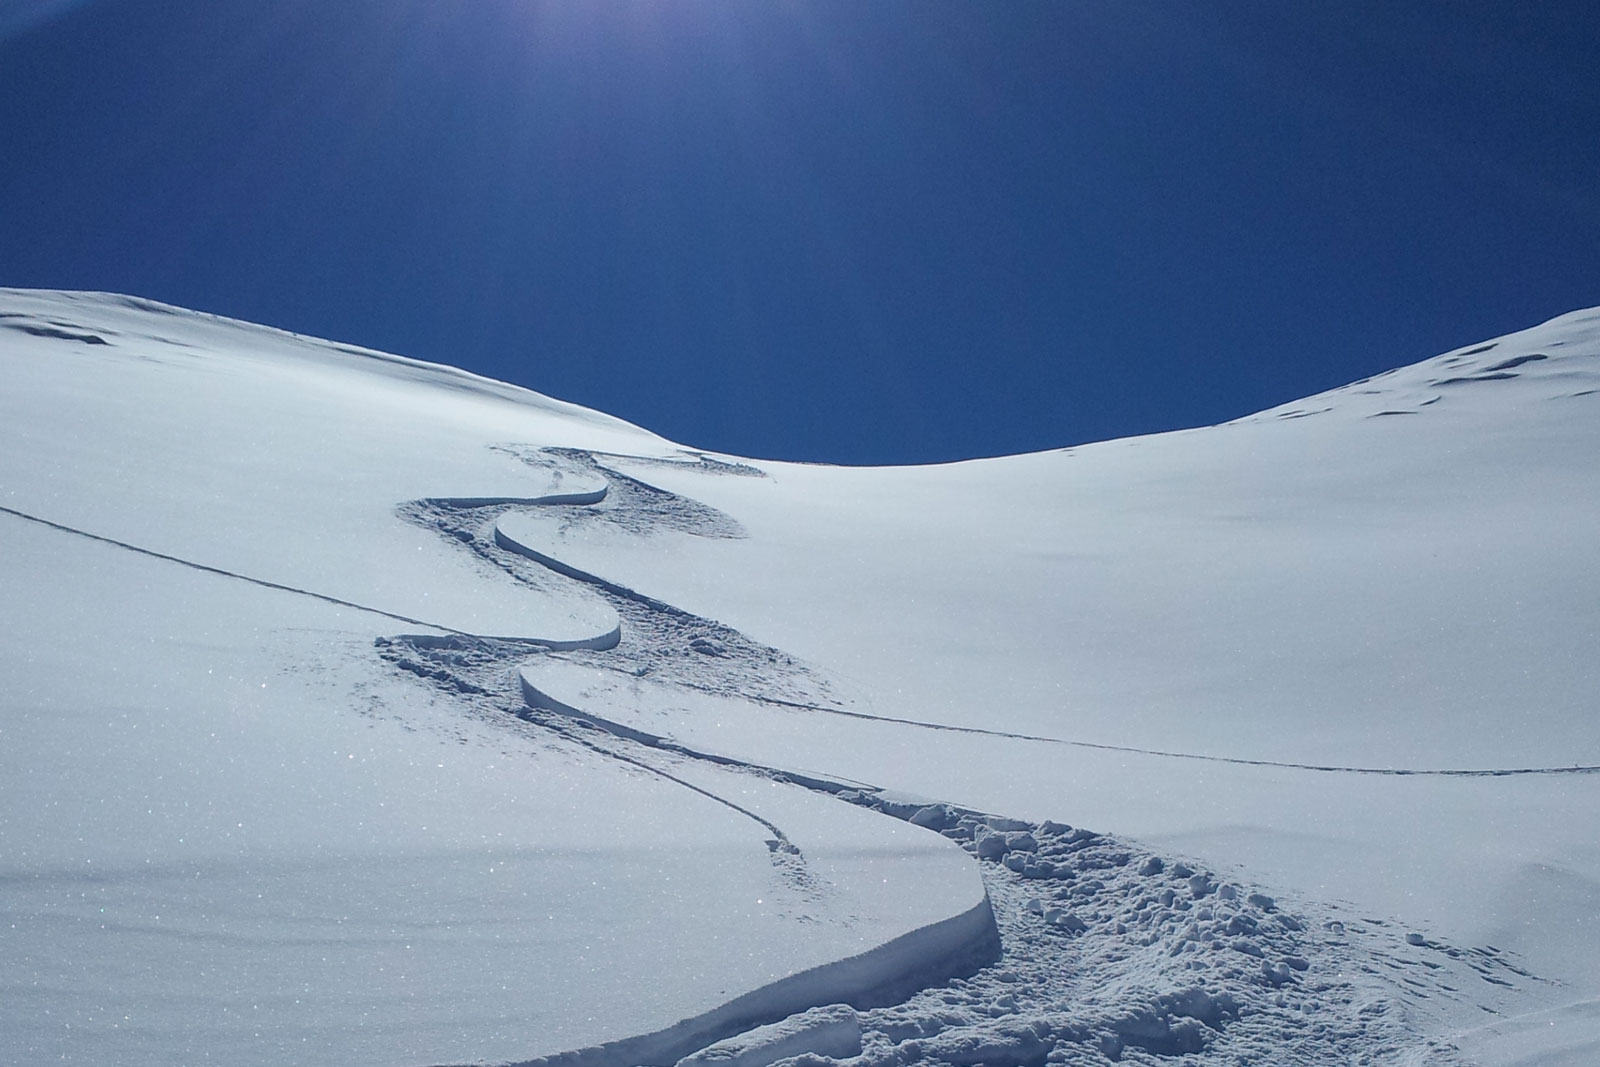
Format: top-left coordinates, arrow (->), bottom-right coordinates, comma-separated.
3,289 -> 1597,1066
0,291 -> 991,1067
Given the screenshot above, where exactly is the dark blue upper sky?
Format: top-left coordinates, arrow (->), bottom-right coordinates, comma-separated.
2,1 -> 1597,463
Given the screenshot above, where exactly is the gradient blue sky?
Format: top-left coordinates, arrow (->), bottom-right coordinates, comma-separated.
2,1 -> 1597,463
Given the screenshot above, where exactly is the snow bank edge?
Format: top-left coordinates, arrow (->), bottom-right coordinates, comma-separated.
471,893 -> 1000,1067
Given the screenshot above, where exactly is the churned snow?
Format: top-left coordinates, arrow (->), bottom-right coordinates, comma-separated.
2,288 -> 1598,1066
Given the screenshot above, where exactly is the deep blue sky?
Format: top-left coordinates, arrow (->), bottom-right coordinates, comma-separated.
2,1 -> 1597,463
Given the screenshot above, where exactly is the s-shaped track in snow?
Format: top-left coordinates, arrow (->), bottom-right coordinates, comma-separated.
389,447 -> 1541,1067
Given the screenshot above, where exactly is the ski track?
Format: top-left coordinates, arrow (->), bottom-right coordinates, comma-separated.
381,448 -> 1540,1067
563,725 -> 800,858
659,684 -> 1600,779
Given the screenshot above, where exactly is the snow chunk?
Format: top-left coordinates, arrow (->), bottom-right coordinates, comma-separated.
673,1004 -> 860,1067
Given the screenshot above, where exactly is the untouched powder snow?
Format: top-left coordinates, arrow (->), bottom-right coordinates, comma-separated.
3,288 -> 1599,1066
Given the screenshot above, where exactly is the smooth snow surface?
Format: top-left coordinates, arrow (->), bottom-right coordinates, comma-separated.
4,289 -> 1599,1066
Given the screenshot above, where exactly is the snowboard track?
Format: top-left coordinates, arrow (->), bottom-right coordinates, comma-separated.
654,684 -> 1600,779
382,447 -> 1539,1067
0,452 -> 1549,1067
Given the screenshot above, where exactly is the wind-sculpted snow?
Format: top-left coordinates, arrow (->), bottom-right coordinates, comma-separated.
1239,306 -> 1600,423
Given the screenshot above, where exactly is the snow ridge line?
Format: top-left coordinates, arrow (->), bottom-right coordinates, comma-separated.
0,502 -> 618,651
675,683 -> 1600,779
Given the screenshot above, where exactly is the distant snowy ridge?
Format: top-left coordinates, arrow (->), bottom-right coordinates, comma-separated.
1238,304 -> 1600,423
0,287 -> 662,436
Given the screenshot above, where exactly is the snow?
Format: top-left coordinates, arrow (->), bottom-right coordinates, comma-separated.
4,288 -> 1599,1065
0,289 -> 631,645
1457,996 -> 1600,1067
0,291 -> 986,1066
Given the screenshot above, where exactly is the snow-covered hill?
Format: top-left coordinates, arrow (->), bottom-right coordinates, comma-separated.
2,289 -> 1596,1066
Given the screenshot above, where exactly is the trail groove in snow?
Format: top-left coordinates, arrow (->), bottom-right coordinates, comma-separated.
489,900 -> 1000,1067
519,669 -> 864,797
663,686 -> 1600,778
494,520 -> 678,609
392,466 -> 837,862
559,726 -> 800,855
421,489 -> 608,507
